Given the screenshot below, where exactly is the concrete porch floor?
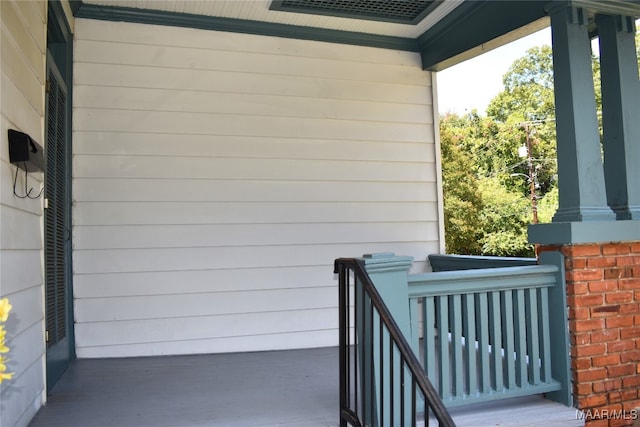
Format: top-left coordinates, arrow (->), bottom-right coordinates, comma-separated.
29,347 -> 583,427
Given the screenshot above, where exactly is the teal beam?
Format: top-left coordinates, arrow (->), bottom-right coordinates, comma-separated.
597,14 -> 640,219
549,6 -> 615,222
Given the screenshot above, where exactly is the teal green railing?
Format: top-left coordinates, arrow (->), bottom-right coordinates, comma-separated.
407,253 -> 570,407
427,254 -> 537,272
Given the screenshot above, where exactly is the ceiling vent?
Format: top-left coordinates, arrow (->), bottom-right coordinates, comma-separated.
270,0 -> 442,25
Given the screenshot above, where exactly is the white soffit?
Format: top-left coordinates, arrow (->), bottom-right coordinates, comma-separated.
81,0 -> 464,38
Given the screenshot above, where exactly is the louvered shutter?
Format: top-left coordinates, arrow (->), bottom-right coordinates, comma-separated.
45,65 -> 68,348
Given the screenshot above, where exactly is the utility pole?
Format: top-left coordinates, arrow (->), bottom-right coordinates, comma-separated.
524,123 -> 538,224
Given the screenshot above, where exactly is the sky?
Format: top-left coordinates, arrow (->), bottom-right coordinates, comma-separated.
436,28 -> 552,115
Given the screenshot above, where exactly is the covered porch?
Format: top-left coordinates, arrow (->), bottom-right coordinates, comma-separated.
1,1 -> 640,426
28,347 -> 582,427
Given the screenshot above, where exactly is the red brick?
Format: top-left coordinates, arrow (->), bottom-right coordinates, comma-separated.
570,258 -> 589,270
574,358 -> 593,370
568,245 -> 604,257
571,269 -> 605,281
584,419 -> 609,427
573,318 -> 606,332
591,329 -> 620,343
573,332 -> 592,345
589,281 -> 620,293
623,376 -> 640,388
610,391 -> 623,403
603,244 -> 631,255
605,268 -> 633,280
592,305 -> 621,317
582,394 -> 609,408
587,256 -> 618,268
608,340 -> 636,353
617,256 -> 638,267
570,294 -> 605,307
622,399 -> 640,411
620,303 -> 640,314
571,307 -> 591,320
610,419 -> 634,427
569,282 -> 591,295
606,292 -> 634,304
575,382 -> 593,395
607,364 -> 636,377
606,315 -> 634,328
619,279 -> 640,290
620,350 -> 640,363
621,389 -> 638,401
573,343 -> 607,357
593,354 -> 621,367
593,379 -> 623,392
621,328 -> 640,339
575,367 -> 608,381
630,242 -> 640,253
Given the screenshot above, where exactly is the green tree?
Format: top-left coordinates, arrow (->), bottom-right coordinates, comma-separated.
440,114 -> 484,254
486,46 -> 557,198
477,177 -> 533,257
636,30 -> 639,70
537,185 -> 559,224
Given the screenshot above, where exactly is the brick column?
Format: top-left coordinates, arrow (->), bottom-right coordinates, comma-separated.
538,242 -> 640,426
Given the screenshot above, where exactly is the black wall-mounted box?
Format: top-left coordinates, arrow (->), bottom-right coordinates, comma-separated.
8,129 -> 44,172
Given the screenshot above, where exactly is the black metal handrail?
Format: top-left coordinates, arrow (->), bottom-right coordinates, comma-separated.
335,258 -> 455,427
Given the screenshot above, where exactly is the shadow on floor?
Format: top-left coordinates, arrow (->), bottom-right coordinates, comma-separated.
29,347 -> 339,427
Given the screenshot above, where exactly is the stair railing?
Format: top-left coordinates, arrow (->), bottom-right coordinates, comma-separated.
335,258 -> 455,427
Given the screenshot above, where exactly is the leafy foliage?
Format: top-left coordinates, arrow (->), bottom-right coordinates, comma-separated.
441,45 -> 559,257
440,114 -> 484,255
477,177 -> 533,257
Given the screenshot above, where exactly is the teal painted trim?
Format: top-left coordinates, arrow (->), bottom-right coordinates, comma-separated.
597,14 -> 640,220
550,5 -> 616,222
539,251 -> 572,407
408,265 -> 558,298
417,1 -> 548,70
69,0 -> 82,15
441,381 -> 562,408
428,254 -> 536,272
72,2 -> 420,52
49,1 -> 75,355
528,219 -> 640,244
362,252 -> 414,273
49,1 -> 73,43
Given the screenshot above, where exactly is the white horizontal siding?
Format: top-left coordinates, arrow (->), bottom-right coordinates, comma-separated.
73,222 -> 439,249
73,201 -> 439,225
0,1 -> 46,426
73,242 -> 438,274
73,18 -> 440,358
73,179 -> 437,202
74,132 -> 435,162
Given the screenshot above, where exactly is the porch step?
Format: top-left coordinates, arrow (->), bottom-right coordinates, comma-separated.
445,395 -> 584,427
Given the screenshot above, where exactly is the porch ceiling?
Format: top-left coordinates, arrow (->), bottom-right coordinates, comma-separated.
72,0 -> 552,70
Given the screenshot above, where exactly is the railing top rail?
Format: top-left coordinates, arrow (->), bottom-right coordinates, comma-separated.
334,257 -> 456,427
408,265 -> 559,297
428,254 -> 537,263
